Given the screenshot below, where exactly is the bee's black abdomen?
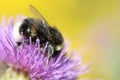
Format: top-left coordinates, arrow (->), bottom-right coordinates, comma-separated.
52,50 -> 61,57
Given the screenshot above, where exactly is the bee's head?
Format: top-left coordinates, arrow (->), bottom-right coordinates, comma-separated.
12,18 -> 37,44
20,18 -> 37,38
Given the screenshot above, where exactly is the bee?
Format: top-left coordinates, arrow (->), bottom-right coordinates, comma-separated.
12,5 -> 64,63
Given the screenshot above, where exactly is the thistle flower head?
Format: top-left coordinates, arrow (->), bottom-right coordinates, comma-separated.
0,16 -> 90,80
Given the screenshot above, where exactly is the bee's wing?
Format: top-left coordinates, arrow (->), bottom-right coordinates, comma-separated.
29,4 -> 52,36
0,62 -> 8,76
29,4 -> 49,26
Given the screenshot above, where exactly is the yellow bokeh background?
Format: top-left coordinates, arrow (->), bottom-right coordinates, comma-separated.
0,0 -> 120,80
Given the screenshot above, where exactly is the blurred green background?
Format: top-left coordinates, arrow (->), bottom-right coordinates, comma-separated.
0,0 -> 120,80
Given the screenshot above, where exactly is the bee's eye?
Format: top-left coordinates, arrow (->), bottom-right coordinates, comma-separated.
27,28 -> 31,33
24,27 -> 31,36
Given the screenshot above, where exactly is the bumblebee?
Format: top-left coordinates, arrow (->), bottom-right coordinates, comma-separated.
12,5 -> 64,63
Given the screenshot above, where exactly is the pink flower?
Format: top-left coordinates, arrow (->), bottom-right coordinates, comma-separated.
0,16 -> 90,80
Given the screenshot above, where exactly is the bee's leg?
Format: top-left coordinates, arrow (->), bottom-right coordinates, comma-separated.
46,44 -> 54,65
